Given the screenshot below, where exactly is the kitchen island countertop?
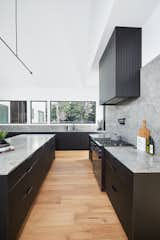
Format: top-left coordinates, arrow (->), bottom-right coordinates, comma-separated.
0,134 -> 55,175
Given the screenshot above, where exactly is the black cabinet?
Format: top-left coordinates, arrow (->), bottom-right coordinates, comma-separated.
10,101 -> 27,124
54,132 -> 92,150
89,138 -> 105,191
0,136 -> 55,240
99,27 -> 141,105
104,149 -> 160,240
104,150 -> 133,237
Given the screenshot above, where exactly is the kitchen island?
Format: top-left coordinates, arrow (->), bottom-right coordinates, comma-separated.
0,134 -> 55,240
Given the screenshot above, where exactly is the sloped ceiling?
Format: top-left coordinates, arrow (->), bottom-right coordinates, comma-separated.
0,0 -> 91,88
88,0 -> 160,69
0,0 -> 159,89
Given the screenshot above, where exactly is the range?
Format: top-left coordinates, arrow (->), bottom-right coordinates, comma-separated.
89,134 -> 133,191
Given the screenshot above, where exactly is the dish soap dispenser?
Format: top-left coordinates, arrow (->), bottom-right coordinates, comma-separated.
137,120 -> 150,152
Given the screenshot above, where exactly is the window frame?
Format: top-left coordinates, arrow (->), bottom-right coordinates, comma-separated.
0,100 -> 10,124
0,100 -> 28,125
50,100 -> 96,125
30,100 -> 48,124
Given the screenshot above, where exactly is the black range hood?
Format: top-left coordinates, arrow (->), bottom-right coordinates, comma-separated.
99,27 -> 142,105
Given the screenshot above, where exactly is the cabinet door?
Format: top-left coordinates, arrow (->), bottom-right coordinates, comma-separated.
79,133 -> 89,150
99,31 -> 116,104
56,133 -> 88,150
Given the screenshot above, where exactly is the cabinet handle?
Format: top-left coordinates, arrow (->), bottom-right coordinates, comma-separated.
23,186 -> 33,200
112,185 -> 118,192
26,186 -> 33,195
26,166 -> 33,174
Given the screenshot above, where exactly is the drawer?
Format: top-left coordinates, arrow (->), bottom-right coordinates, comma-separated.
105,150 -> 133,188
8,144 -> 47,190
7,139 -> 54,240
105,158 -> 133,237
8,156 -> 32,190
8,173 -> 34,239
27,146 -> 53,191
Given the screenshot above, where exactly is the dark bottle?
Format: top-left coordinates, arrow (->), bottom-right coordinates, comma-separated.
146,137 -> 150,153
149,137 -> 155,155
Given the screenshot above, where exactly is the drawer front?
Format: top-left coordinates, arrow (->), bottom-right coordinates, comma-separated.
8,174 -> 34,240
104,152 -> 133,237
8,157 -> 31,190
7,139 -> 54,239
105,150 -> 133,189
8,137 -> 55,190
107,170 -> 132,236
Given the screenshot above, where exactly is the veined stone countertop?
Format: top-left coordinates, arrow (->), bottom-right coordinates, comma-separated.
0,134 -> 55,175
105,146 -> 160,173
89,133 -> 110,139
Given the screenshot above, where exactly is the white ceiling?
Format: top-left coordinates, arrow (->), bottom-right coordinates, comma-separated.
0,0 -> 91,88
0,0 -> 159,89
88,0 -> 160,68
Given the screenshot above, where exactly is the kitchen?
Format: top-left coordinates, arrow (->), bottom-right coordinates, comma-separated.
0,0 -> 160,240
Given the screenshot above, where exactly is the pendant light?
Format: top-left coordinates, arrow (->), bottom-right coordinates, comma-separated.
0,0 -> 33,74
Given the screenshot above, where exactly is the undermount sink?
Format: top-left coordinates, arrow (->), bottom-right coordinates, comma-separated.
94,138 -> 133,147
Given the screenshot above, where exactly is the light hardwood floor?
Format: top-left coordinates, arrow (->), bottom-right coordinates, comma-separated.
19,151 -> 127,240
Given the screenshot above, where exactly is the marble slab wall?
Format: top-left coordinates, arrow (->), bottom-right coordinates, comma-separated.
105,54 -> 160,155
0,124 -> 97,132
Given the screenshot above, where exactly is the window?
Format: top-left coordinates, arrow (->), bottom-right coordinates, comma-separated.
10,101 -> 27,124
31,101 -> 47,124
50,101 -> 96,124
0,101 -> 10,124
0,101 -> 27,124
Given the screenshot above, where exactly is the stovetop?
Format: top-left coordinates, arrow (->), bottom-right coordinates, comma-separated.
93,137 -> 133,147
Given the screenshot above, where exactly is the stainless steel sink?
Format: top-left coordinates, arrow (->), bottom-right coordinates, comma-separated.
94,138 -> 133,147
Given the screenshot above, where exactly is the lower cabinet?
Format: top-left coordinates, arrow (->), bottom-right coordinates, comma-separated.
104,149 -> 160,240
55,132 -> 91,150
105,150 -> 133,237
0,137 -> 55,240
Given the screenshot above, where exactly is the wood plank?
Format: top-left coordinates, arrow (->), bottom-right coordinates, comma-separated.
19,151 -> 127,240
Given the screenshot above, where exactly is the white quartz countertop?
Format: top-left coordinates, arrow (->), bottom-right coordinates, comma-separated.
0,134 -> 55,175
105,146 -> 160,173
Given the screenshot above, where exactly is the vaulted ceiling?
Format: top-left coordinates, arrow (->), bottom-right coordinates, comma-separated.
0,0 -> 159,89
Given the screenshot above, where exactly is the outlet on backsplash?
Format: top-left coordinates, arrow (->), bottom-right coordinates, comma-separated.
118,118 -> 126,125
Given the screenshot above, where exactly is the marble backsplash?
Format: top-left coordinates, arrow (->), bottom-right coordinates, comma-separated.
105,54 -> 160,155
0,124 -> 97,132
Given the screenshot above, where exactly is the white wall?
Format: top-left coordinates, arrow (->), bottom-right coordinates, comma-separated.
142,2 -> 160,66
88,0 -> 114,70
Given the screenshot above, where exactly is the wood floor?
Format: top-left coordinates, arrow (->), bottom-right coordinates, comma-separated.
19,151 -> 127,240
